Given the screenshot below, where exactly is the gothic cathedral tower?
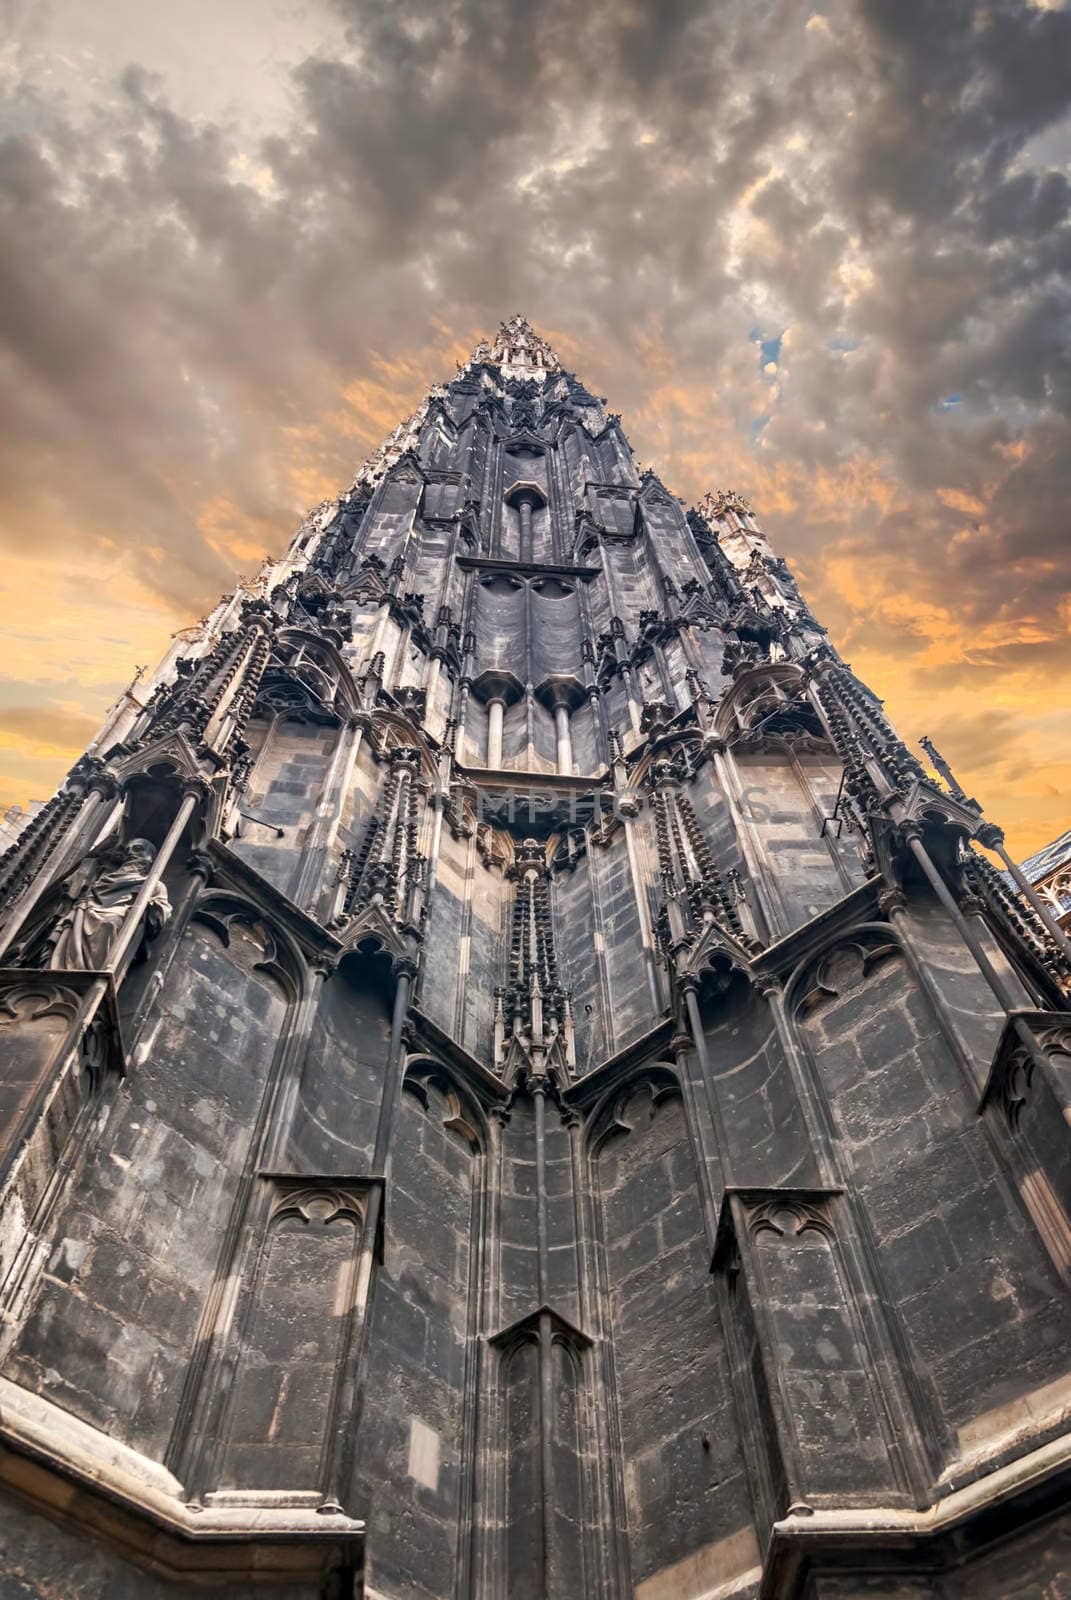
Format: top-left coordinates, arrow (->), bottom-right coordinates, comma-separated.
0,318 -> 1070,1600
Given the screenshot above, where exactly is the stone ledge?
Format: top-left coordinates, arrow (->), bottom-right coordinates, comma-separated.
761,1425 -> 1071,1598
455,555 -> 600,579
0,1376 -> 363,1583
951,1368 -> 1071,1482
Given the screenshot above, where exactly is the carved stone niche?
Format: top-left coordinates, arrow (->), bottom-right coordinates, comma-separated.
712,1187 -> 910,1540
981,1011 -> 1071,1281
487,1306 -> 594,1600
202,1173 -> 381,1515
0,970 -> 121,1325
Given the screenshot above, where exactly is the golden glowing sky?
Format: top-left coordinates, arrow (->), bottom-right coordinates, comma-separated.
2,0 -> 1070,858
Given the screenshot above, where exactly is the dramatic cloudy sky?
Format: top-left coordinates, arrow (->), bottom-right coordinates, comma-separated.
2,0 -> 1070,855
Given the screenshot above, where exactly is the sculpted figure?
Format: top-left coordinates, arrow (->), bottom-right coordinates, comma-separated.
47,837 -> 171,971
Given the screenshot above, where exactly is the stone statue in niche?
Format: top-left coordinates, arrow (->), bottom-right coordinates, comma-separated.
46,838 -> 171,971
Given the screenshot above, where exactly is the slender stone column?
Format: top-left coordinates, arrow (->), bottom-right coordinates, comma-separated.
46,786 -> 122,884
364,595 -> 394,675
671,1028 -> 719,1248
991,832 -> 1071,967
787,745 -> 857,894
486,697 -> 505,768
900,828 -> 1065,1094
760,975 -> 839,1189
682,977 -> 734,1191
554,702 -> 573,776
918,736 -> 1071,966
300,958 -> 415,1517
618,794 -> 664,1016
712,744 -> 785,941
127,847 -> 214,1053
905,828 -> 1020,1013
93,687 -> 146,751
0,772 -> 117,961
881,885 -> 991,1099
110,789 -> 200,983
518,497 -> 534,564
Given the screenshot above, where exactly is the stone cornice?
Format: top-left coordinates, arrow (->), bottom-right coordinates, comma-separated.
762,1425 -> 1071,1598
456,555 -> 600,580
0,1377 -> 363,1583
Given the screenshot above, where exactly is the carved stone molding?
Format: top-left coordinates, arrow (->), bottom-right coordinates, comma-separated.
265,1179 -> 368,1227
489,1302 -> 592,1353
791,929 -> 899,1018
403,1064 -> 482,1149
741,1193 -> 837,1243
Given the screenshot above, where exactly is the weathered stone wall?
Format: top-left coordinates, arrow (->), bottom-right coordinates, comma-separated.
420,820 -> 506,1060
582,829 -> 656,1057
733,750 -> 850,934
701,975 -> 818,1187
497,1093 -> 541,1327
232,718 -> 338,899
4,911 -> 291,1460
796,934 -> 1071,1474
591,1078 -> 757,1600
0,1495 -> 333,1600
286,964 -> 392,1173
354,1070 -> 482,1600
554,855 -> 610,1072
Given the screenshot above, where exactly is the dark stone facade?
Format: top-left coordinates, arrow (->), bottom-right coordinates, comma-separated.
0,316 -> 1069,1598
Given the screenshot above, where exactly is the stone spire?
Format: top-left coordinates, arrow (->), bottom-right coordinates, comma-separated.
468,312 -> 561,376
0,319 -> 1068,1600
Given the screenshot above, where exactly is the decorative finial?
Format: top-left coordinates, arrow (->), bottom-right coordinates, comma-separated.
468,315 -> 561,375
919,735 -> 969,803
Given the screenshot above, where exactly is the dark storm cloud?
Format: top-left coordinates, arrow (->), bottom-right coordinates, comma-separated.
1,0 -> 1070,845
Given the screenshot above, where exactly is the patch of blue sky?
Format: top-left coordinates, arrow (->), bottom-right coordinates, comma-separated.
749,326 -> 784,370
760,333 -> 783,367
